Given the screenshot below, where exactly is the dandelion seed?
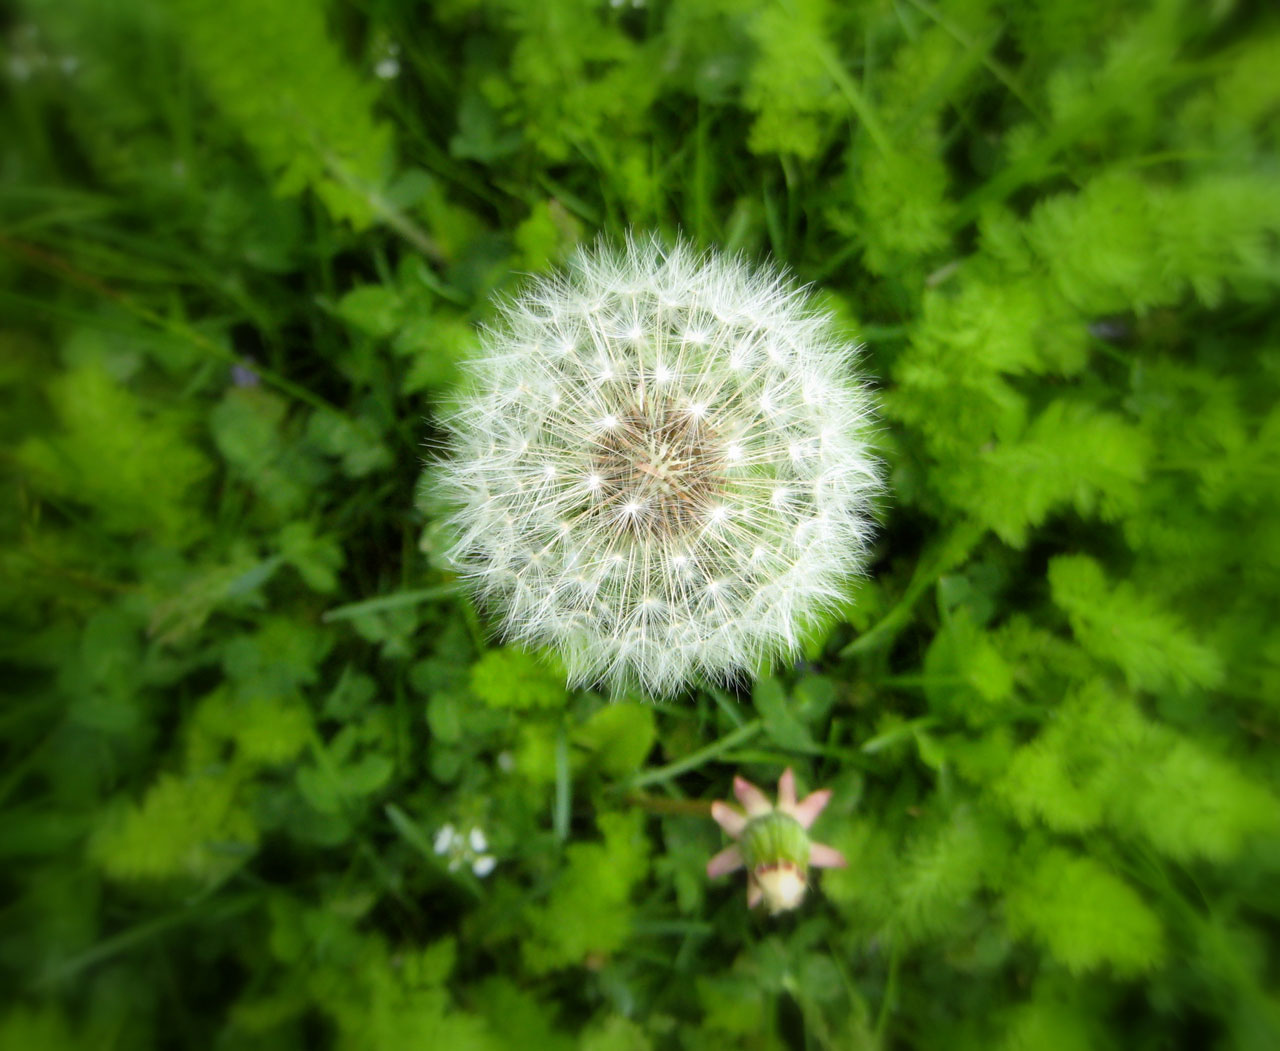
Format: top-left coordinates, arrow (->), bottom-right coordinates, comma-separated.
434,235 -> 880,695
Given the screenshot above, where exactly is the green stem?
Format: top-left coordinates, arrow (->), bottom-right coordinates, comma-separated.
37,893 -> 259,988
840,520 -> 984,658
812,41 -> 895,156
626,720 -> 763,790
554,727 -> 572,841
321,583 -> 460,622
623,793 -> 713,817
875,938 -> 901,1042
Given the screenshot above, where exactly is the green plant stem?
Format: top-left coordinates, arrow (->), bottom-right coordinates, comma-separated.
321,583 -> 460,622
840,520 -> 984,658
626,720 -> 763,790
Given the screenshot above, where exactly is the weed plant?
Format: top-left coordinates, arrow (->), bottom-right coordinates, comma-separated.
2,1 -> 1279,1048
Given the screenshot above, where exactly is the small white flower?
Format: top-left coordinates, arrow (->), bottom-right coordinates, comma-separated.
436,235 -> 880,696
433,823 -> 457,856
434,823 -> 497,878
372,39 -> 401,80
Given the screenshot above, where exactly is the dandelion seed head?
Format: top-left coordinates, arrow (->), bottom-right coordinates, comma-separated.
435,235 -> 880,695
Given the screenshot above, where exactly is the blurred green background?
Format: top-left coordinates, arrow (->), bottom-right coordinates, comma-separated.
3,0 -> 1279,1048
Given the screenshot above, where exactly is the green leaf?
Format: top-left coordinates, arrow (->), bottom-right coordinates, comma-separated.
19,363 -> 211,546
396,311 -> 476,394
470,648 -> 567,710
426,692 -> 465,745
743,0 -> 841,158
923,609 -> 1016,724
820,818 -> 899,926
336,284 -> 403,339
324,666 -> 378,721
471,978 -> 573,1051
1027,171 -> 1280,313
189,687 -> 311,768
573,703 -> 656,777
523,811 -> 648,973
1049,555 -> 1224,694
222,618 -> 332,694
890,809 -> 1009,944
169,0 -> 393,228
514,723 -> 559,787
306,408 -> 392,478
754,676 -> 815,751
296,759 -> 391,814
341,754 -> 395,796
999,990 -> 1102,1051
792,674 -> 839,725
580,1015 -> 653,1051
449,86 -> 522,162
1005,846 -> 1164,975
513,200 -> 579,272
91,773 -> 257,883
0,1008 -> 78,1051
948,401 -> 1151,547
995,683 -> 1280,862
210,387 -> 324,520
278,521 -> 345,593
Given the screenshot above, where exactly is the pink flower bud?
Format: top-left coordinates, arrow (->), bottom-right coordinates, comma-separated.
706,768 -> 846,914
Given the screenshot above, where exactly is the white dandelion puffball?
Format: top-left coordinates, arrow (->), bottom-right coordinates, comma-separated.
437,236 -> 880,696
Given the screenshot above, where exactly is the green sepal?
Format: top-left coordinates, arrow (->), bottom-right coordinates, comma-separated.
740,812 -> 811,873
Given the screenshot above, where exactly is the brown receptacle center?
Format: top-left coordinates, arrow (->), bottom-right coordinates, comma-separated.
591,402 -> 726,539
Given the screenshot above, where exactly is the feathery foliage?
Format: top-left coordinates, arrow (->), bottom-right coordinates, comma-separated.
3,0 -> 1279,1047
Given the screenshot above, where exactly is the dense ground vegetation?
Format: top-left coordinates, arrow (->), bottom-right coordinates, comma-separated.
2,0 -> 1279,1047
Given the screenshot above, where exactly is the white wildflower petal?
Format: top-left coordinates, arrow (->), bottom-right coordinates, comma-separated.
472,855 -> 497,878
435,234 -> 880,696
468,827 -> 488,853
433,824 -> 456,855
